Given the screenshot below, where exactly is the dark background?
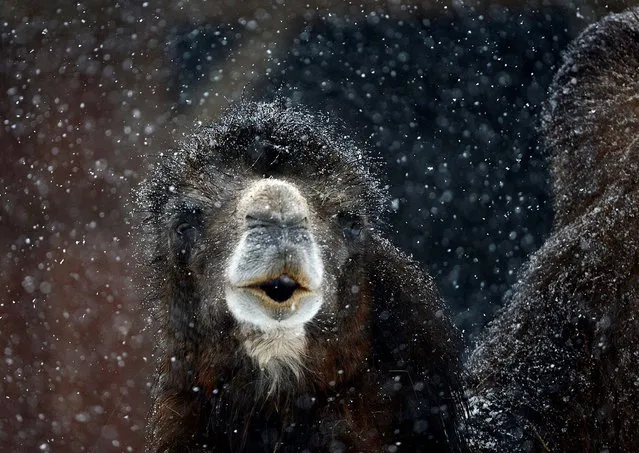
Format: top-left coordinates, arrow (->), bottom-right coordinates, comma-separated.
0,1 -> 632,451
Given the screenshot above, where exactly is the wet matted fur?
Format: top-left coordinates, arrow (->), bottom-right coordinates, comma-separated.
466,9 -> 639,452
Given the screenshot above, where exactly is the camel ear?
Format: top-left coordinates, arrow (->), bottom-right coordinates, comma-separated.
364,234 -> 466,447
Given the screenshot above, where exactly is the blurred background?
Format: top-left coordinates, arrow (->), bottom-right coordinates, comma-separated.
0,1 -> 634,451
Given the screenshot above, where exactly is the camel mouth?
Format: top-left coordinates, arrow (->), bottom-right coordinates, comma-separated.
226,274 -> 321,327
240,274 -> 311,308
254,275 -> 301,303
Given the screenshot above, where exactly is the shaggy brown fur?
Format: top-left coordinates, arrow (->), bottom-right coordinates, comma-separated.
139,101 -> 465,452
466,9 -> 639,452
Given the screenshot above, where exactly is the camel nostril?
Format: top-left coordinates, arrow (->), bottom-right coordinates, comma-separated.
257,275 -> 300,303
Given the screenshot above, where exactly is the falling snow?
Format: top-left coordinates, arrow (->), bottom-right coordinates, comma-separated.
0,2 -> 632,452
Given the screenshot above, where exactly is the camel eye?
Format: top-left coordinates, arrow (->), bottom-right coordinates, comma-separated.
173,221 -> 200,261
172,206 -> 203,261
175,220 -> 200,243
176,222 -> 196,238
337,211 -> 364,242
349,224 -> 362,238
